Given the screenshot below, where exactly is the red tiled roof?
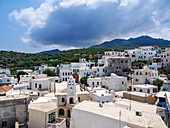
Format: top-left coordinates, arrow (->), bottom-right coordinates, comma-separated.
0,85 -> 13,93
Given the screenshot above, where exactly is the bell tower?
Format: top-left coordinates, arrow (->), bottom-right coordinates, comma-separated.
67,76 -> 76,104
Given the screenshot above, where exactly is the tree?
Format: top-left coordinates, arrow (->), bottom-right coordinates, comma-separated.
153,79 -> 164,91
43,69 -> 56,76
80,76 -> 88,86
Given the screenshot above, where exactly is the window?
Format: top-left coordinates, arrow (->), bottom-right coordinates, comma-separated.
55,80 -> 58,83
121,60 -> 123,63
48,112 -> 55,123
132,55 -> 135,57
7,79 -> 9,82
136,72 -> 138,75
92,82 -> 94,85
2,121 -> 7,127
122,81 -> 124,85
97,82 -> 99,85
145,72 -> 147,75
134,88 -> 136,91
112,60 -> 115,63
125,60 -> 128,63
140,89 -> 142,92
147,89 -> 150,93
35,83 -> 37,88
153,88 -> 157,93
39,84 -> 42,89
63,73 -> 64,76
135,79 -> 139,81
140,72 -> 142,75
62,98 -> 65,102
70,87 -> 73,93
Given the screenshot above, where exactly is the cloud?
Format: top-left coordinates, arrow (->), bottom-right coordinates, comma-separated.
9,0 -> 170,48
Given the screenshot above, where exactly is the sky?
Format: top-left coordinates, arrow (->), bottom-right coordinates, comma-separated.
0,0 -> 170,53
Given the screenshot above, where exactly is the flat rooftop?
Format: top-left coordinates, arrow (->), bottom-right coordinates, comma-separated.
0,95 -> 28,101
29,101 -> 57,112
133,84 -> 157,88
31,77 -> 50,81
123,91 -> 151,97
73,101 -> 166,128
91,89 -> 113,97
114,98 -> 156,113
156,91 -> 166,98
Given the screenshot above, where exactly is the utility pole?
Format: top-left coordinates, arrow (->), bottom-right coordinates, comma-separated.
119,110 -> 121,128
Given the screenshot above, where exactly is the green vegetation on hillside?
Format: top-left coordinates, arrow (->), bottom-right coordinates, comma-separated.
43,69 -> 56,76
0,48 -> 111,74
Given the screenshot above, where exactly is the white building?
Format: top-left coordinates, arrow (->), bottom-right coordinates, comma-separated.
132,84 -> 158,94
87,77 -> 102,88
92,66 -> 105,77
59,64 -> 72,71
0,68 -> 11,75
104,73 -> 127,91
0,76 -> 17,86
133,66 -> 158,85
125,46 -> 157,62
29,78 -> 54,96
104,51 -> 124,57
50,76 -> 61,83
70,100 -> 166,128
79,68 -> 93,82
60,70 -> 72,82
20,75 -> 35,84
87,73 -> 127,91
89,89 -> 114,103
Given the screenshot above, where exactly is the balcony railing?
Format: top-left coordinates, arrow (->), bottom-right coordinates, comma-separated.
47,118 -> 66,128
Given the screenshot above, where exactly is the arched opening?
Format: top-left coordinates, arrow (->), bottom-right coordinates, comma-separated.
69,97 -> 74,104
62,98 -> 65,102
67,109 -> 71,118
59,109 -> 65,116
147,89 -> 150,93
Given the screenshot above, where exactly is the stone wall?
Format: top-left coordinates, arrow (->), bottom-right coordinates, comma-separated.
0,97 -> 29,128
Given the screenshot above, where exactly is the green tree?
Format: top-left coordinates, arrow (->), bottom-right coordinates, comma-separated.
43,69 -> 56,76
80,76 -> 88,85
153,79 -> 164,91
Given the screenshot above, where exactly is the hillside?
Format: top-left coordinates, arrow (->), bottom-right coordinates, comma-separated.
90,36 -> 170,49
0,48 -> 110,74
38,49 -> 60,54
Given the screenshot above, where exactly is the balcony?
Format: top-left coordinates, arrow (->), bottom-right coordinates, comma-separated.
47,118 -> 66,128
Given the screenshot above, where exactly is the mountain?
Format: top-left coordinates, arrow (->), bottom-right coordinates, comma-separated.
38,49 -> 60,54
90,36 -> 170,49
